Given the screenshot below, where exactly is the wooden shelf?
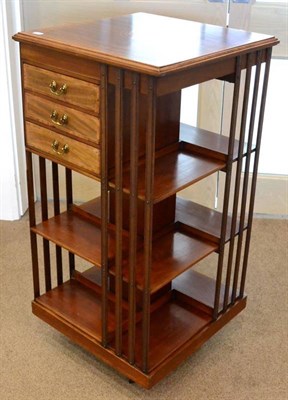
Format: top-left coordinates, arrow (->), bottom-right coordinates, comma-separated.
35,279 -> 128,342
35,274 -> 213,372
176,197 -> 247,244
77,196 -> 246,245
180,123 -> 256,161
33,286 -> 246,388
73,195 -> 245,246
120,295 -> 212,371
32,197 -> 244,296
31,206 -> 129,267
109,119 -> 257,203
110,224 -> 217,294
110,143 -> 225,204
34,277 -> 221,373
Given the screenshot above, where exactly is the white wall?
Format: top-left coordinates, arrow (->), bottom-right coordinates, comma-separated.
21,0 -> 226,30
258,59 -> 288,175
0,0 -> 27,220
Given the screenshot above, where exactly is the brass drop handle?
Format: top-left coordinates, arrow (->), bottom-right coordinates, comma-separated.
50,110 -> 68,126
49,80 -> 67,96
51,140 -> 69,155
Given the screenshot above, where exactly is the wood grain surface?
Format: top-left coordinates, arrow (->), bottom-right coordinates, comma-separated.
120,298 -> 211,371
110,226 -> 217,294
25,93 -> 100,146
31,208 -> 129,267
24,64 -> 100,112
14,13 -> 278,76
25,122 -> 100,177
35,279 -> 128,342
113,145 -> 225,203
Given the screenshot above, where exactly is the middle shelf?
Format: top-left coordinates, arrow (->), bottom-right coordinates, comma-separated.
110,224 -> 217,293
31,196 -> 241,293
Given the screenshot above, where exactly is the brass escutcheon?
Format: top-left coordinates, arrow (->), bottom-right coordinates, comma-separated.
50,110 -> 68,126
51,139 -> 69,155
49,80 -> 67,96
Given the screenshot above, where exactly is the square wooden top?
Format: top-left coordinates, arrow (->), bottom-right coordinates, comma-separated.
13,13 -> 278,75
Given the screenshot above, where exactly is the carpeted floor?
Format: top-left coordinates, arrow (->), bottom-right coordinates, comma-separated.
0,211 -> 287,400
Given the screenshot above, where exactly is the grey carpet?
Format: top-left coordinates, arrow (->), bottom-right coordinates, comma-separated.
0,211 -> 287,400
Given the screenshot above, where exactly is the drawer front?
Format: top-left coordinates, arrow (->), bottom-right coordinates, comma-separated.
23,64 -> 100,113
25,93 -> 100,146
26,122 -> 100,177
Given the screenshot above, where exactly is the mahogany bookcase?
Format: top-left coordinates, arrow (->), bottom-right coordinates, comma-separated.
13,13 -> 278,388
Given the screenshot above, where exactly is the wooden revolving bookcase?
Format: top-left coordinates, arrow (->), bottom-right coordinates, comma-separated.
13,13 -> 278,388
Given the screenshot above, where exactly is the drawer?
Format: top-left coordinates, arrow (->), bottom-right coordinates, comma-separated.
23,64 -> 100,113
25,93 -> 100,146
25,122 -> 100,177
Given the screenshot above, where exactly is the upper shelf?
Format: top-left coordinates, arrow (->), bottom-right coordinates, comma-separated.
109,122 -> 255,203
13,13 -> 278,76
180,123 -> 255,162
110,141 -> 225,204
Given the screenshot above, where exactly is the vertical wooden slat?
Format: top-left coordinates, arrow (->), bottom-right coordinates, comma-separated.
213,56 -> 242,320
223,54 -> 252,311
39,156 -> 51,292
52,162 -> 63,286
26,151 -> 40,298
100,64 -> 109,348
65,167 -> 75,277
232,51 -> 262,303
142,77 -> 156,373
115,68 -> 124,356
239,48 -> 272,298
128,72 -> 140,365
65,168 -> 73,208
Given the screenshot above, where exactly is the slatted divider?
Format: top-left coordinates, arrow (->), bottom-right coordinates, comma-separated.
142,77 -> 157,373
230,52 -> 262,303
65,168 -> 75,278
100,64 -> 109,348
115,68 -> 124,356
39,156 -> 52,291
26,151 -> 40,298
239,48 -> 272,298
223,54 -> 253,312
128,72 -> 140,365
52,162 -> 63,286
213,56 -> 242,320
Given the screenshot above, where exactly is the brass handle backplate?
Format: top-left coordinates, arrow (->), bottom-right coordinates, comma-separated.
50,110 -> 68,126
51,140 -> 69,155
49,80 -> 67,96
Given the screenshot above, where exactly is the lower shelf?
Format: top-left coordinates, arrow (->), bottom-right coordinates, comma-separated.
173,269 -> 227,314
120,295 -> 211,371
35,279 -> 127,342
34,277 -> 211,357
32,279 -> 247,388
